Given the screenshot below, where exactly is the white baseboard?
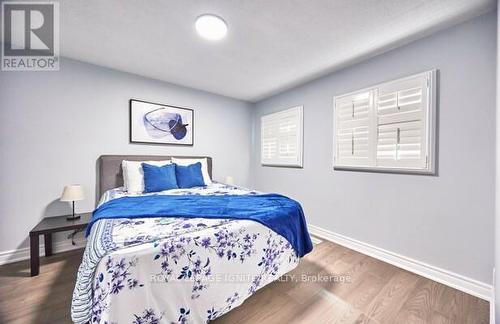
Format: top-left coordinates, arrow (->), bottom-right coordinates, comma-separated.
309,224 -> 492,301
310,235 -> 323,245
0,238 -> 86,266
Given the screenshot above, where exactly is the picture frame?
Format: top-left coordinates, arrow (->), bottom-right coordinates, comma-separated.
129,99 -> 194,146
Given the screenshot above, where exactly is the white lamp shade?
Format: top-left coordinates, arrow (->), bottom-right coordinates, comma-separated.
61,185 -> 85,202
225,176 -> 234,185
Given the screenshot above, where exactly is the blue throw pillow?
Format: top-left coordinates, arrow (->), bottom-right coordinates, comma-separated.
142,163 -> 178,193
175,162 -> 206,188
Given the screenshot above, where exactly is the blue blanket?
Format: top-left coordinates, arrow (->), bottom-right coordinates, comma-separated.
87,194 -> 313,257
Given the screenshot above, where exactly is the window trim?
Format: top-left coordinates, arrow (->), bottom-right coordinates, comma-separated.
261,105 -> 304,168
333,70 -> 437,175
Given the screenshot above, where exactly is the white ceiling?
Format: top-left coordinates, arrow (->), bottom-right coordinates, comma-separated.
60,0 -> 495,102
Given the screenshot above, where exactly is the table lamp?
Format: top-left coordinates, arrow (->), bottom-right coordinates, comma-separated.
61,185 -> 85,221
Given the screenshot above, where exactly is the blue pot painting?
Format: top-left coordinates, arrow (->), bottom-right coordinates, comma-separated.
130,99 -> 194,145
143,108 -> 188,140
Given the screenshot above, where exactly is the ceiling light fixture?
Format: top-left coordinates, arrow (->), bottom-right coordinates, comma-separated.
195,14 -> 227,41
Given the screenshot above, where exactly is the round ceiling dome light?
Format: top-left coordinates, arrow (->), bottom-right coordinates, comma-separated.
195,14 -> 227,41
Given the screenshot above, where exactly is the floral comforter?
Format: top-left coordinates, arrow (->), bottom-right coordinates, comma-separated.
71,183 -> 299,324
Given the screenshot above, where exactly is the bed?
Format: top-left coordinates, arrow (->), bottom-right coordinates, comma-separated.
71,155 -> 313,324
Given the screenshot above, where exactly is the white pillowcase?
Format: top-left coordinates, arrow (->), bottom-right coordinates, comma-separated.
171,157 -> 212,185
122,160 -> 171,194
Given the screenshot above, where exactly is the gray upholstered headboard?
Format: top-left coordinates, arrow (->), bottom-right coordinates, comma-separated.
97,155 -> 213,197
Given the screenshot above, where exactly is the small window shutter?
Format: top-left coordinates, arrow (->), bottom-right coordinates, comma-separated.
334,90 -> 375,167
261,117 -> 278,162
376,73 -> 429,169
261,106 -> 303,167
377,73 -> 428,125
377,120 -> 426,168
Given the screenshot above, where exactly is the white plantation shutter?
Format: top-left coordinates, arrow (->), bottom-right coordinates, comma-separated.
261,106 -> 303,167
334,70 -> 436,174
377,73 -> 428,125
376,73 -> 429,169
334,90 -> 375,167
377,120 -> 426,168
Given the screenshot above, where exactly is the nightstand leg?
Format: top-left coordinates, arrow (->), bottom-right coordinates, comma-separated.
30,234 -> 39,276
44,233 -> 52,256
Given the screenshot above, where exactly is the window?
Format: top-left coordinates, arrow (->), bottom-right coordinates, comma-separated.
333,70 -> 436,174
261,106 -> 303,167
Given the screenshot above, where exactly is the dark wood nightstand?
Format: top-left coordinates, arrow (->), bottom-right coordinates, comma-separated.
29,212 -> 91,276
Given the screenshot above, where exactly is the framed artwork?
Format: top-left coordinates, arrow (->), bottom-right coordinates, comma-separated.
129,99 -> 194,145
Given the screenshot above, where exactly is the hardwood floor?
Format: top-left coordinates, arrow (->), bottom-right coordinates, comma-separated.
0,240 -> 489,324
0,249 -> 83,324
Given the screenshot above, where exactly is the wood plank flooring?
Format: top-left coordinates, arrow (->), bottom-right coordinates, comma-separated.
0,240 -> 489,324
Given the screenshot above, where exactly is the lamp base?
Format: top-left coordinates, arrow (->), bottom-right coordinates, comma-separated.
67,214 -> 81,221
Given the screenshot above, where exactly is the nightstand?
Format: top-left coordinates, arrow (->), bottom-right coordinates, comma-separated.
29,212 -> 91,276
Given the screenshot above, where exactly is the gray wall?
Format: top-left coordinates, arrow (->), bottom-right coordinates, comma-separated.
252,12 -> 496,284
0,58 -> 253,254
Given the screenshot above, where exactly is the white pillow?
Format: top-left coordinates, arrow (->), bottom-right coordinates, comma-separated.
122,160 -> 171,194
171,157 -> 212,185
